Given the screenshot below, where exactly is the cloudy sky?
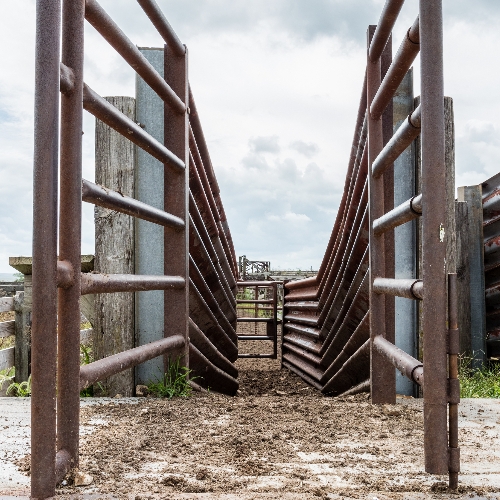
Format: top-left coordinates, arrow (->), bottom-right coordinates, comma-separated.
1,0 -> 500,274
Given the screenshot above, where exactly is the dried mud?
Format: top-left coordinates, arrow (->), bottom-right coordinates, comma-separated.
29,344 -> 493,500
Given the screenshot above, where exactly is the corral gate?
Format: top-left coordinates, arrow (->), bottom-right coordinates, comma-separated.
283,0 -> 459,489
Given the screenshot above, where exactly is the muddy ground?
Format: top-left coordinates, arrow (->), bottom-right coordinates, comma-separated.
7,339 -> 483,499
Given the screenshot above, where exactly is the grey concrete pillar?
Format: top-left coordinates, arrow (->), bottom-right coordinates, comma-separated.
135,48 -> 165,385
393,69 -> 418,396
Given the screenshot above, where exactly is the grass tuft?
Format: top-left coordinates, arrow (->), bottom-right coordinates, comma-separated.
459,357 -> 500,398
147,358 -> 193,399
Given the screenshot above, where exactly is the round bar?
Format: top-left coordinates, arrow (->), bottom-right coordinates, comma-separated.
82,179 -> 184,229
57,0 -> 85,474
137,0 -> 185,57
83,83 -> 185,171
85,0 -> 185,114
420,0 -> 448,475
373,277 -> 423,300
371,16 -> 420,119
372,335 -> 424,385
368,0 -> 405,62
372,105 -> 421,178
80,273 -> 185,295
31,0 -> 61,497
80,335 -> 185,390
373,193 -> 422,235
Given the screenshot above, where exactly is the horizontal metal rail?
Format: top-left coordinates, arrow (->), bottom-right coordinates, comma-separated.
372,277 -> 423,299
137,0 -> 185,57
237,299 -> 274,304
82,179 -> 184,229
371,16 -> 420,119
238,354 -> 276,359
80,273 -> 185,295
237,317 -> 274,323
237,281 -> 278,287
84,0 -> 185,114
79,335 -> 185,390
368,0 -> 405,62
373,193 -> 422,235
82,82 -> 184,171
372,105 -> 421,178
238,335 -> 275,341
372,335 -> 423,385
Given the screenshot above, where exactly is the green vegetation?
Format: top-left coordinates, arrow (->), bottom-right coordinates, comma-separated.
0,368 -> 32,397
459,357 -> 500,398
14,272 -> 24,282
0,367 -> 15,392
147,358 -> 194,399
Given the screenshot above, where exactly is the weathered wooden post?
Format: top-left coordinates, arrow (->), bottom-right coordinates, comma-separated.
94,96 -> 136,396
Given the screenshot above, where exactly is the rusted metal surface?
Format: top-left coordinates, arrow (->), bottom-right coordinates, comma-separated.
82,179 -> 185,229
85,0 -> 185,114
482,173 -> 500,357
282,0 -> 457,486
31,1 -> 239,496
31,0 -> 61,497
80,335 -> 185,390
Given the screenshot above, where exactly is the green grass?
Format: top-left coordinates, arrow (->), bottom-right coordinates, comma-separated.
147,358 -> 194,399
459,358 -> 500,398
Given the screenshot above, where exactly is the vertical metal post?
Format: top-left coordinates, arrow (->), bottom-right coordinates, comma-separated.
368,25 -> 395,404
57,0 -> 85,470
135,48 -> 165,385
163,43 -> 189,366
394,69 -> 418,396
31,0 -> 60,497
419,0 -> 448,474
272,283 -> 278,359
448,273 -> 460,489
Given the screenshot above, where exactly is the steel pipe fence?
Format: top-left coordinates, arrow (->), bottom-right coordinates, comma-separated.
31,0 -> 237,497
283,0 -> 459,489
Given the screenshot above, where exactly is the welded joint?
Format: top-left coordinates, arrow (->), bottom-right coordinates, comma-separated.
407,16 -> 420,45
448,378 -> 460,405
409,105 -> 422,128
57,260 -> 75,289
410,364 -> 424,385
447,328 -> 460,354
448,447 -> 460,474
59,62 -> 75,95
410,194 -> 423,215
410,279 -> 423,300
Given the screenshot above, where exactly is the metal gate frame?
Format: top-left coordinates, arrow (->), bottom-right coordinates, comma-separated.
31,0 -> 197,497
366,0 -> 459,488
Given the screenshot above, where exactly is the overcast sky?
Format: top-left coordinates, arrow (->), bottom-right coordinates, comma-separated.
1,1 -> 500,273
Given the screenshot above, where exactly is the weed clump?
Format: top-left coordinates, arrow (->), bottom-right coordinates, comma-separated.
459,357 -> 500,398
147,358 -> 193,399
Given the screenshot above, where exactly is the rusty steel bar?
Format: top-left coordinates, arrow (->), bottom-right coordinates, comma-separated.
137,0 -> 185,56
373,193 -> 422,235
237,299 -> 274,304
84,0 -> 185,114
82,83 -> 184,171
373,335 -> 423,385
163,41 -> 190,366
371,16 -> 420,119
57,0 -> 85,475
237,317 -> 274,323
188,319 -> 238,378
82,179 -> 184,229
367,24 -> 395,404
448,273 -> 460,489
79,335 -> 185,390
238,335 -> 275,341
59,61 -> 75,94
80,273 -> 185,295
238,281 -> 278,287
273,282 -> 279,359
31,0 -> 61,497
372,105 -> 421,178
368,0 -> 405,62
373,277 -> 423,300
420,0 -> 448,475
55,449 -> 72,485
337,379 -> 370,397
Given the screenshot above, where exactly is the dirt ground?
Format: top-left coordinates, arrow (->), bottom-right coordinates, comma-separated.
4,340 -> 481,499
